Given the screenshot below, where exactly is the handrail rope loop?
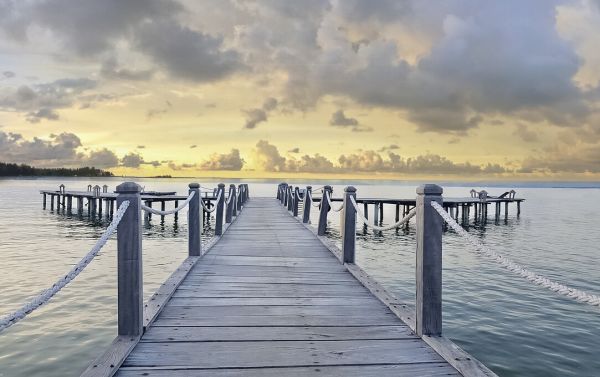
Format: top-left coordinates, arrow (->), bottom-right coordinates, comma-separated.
430,201 -> 600,307
307,191 -> 321,207
200,190 -> 222,213
0,200 -> 131,333
140,191 -> 195,216
350,196 -> 416,231
224,187 -> 234,206
325,191 -> 344,212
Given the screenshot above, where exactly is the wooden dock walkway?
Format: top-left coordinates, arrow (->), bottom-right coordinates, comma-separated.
113,198 -> 460,376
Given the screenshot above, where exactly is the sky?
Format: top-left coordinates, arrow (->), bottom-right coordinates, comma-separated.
1,0 -> 600,180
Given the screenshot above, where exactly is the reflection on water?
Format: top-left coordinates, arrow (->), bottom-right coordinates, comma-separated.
0,178 -> 599,376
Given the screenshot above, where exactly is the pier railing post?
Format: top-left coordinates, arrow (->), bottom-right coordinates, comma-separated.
342,186 -> 357,263
317,186 -> 332,236
231,185 -> 238,217
215,183 -> 225,236
116,182 -> 143,337
415,184 -> 443,337
226,184 -> 235,223
188,183 -> 201,256
292,187 -> 300,217
302,186 -> 312,223
287,186 -> 294,211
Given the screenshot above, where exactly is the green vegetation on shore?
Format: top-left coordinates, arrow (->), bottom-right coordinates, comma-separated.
0,162 -> 114,177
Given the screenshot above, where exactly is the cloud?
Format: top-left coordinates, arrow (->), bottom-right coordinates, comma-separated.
2,71 -> 15,79
199,148 -> 244,170
190,145 -> 197,149
252,140 -> 508,175
377,144 -> 399,152
100,58 -> 154,81
330,109 -> 358,127
85,148 -> 120,168
288,147 -> 300,153
26,108 -> 60,123
146,100 -> 172,120
136,19 -> 244,82
121,152 -> 161,168
513,124 -> 539,142
521,144 -> 600,173
243,97 -> 278,129
0,77 -> 97,121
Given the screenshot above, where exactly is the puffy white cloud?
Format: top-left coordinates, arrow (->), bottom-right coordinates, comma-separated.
200,149 -> 244,170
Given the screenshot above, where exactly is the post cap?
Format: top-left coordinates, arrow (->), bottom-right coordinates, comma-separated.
306,185 -> 312,189
416,184 -> 443,195
189,183 -> 200,189
230,183 -> 236,187
344,186 -> 356,193
116,181 -> 142,193
218,183 -> 225,187
324,185 -> 332,191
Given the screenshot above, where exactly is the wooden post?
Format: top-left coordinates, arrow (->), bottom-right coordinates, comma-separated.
116,182 -> 143,337
287,186 -> 294,211
342,186 -> 357,264
373,203 -> 379,225
379,202 -> 384,222
110,199 -> 114,217
144,200 -> 152,223
292,187 -> 300,217
226,184 -> 234,223
43,194 -> 47,209
66,195 -> 72,214
363,203 -> 368,220
504,202 -> 509,220
395,204 -> 400,222
98,197 -> 103,217
237,184 -> 243,210
215,183 -> 225,236
188,183 -> 201,256
160,201 -> 166,222
50,194 -> 55,211
517,201 -> 521,216
302,186 -> 312,223
415,184 -> 443,337
232,185 -> 238,218
78,197 -> 83,215
317,186 -> 332,236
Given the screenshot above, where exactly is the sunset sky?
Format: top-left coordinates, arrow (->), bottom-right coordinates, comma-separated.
1,0 -> 600,179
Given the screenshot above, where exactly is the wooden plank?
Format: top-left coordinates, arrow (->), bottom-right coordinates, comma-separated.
81,335 -> 140,377
140,325 -> 416,342
166,296 -> 379,306
115,363 -> 459,377
122,339 -> 445,368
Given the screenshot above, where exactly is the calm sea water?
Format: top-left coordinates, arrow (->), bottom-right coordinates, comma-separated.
0,177 -> 599,376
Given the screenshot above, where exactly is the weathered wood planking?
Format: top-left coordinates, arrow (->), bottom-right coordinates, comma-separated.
114,198 -> 464,377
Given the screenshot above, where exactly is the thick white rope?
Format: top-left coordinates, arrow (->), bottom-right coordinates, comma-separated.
140,191 -> 195,216
307,191 -> 321,208
325,191 -> 344,212
350,196 -> 416,231
431,201 -> 600,307
224,188 -> 234,206
201,190 -> 222,213
0,201 -> 131,333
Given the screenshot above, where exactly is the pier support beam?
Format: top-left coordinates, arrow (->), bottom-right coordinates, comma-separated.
116,182 -> 143,337
416,184 -> 443,337
188,183 -> 201,256
342,186 -> 357,264
317,186 -> 332,236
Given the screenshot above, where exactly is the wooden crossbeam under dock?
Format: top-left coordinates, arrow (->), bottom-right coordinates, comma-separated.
98,197 -> 493,377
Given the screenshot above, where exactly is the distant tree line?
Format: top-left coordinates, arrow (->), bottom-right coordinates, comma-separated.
0,162 -> 114,177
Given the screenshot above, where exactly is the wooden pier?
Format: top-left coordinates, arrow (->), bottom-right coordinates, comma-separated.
81,182 -> 498,377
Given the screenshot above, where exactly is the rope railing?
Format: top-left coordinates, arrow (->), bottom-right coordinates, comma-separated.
224,188 -> 234,205
201,190 -> 222,213
350,196 -> 416,231
431,201 -> 600,307
307,191 -> 321,207
0,200 -> 131,333
325,191 -> 344,212
140,191 -> 195,216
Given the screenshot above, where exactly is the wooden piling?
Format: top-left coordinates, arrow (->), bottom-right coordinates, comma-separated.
317,186 -> 332,236
215,183 -> 225,236
43,194 -> 47,209
292,187 -> 300,217
415,184 -> 443,337
302,186 -> 312,223
188,183 -> 201,256
226,185 -> 235,223
342,186 -> 357,264
116,182 -> 143,337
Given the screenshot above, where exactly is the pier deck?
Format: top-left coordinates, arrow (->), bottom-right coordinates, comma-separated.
113,198 -> 461,376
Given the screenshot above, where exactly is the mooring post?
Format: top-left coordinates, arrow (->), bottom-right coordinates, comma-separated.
226,184 -> 235,223
342,186 -> 357,264
188,183 -> 201,256
237,184 -> 243,209
293,187 -> 300,217
302,186 -> 312,223
116,182 -> 143,337
416,184 -> 443,337
317,186 -> 332,236
215,183 -> 226,236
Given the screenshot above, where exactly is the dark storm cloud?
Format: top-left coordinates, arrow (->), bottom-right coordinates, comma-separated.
330,109 -> 358,127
